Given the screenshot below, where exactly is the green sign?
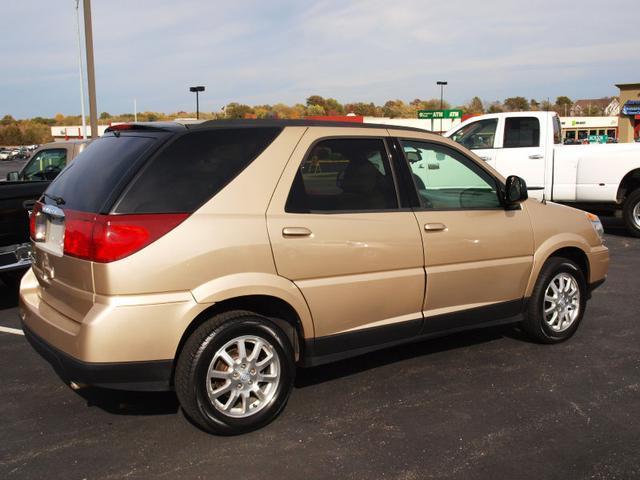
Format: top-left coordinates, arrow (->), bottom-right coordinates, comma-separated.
417,109 -> 463,119
588,135 -> 608,144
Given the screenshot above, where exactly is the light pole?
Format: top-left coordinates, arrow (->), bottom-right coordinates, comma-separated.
189,86 -> 205,119
74,0 -> 87,139
83,0 -> 98,138
437,81 -> 448,133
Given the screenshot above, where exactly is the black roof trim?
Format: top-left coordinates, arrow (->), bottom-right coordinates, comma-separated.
190,119 -> 430,133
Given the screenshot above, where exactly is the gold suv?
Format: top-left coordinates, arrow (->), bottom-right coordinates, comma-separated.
19,120 -> 609,434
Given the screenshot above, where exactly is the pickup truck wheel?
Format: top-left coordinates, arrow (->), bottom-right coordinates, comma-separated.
175,310 -> 295,435
521,257 -> 587,344
622,189 -> 640,238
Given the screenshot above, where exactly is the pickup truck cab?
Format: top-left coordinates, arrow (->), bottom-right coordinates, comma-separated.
446,112 -> 640,236
0,140 -> 90,285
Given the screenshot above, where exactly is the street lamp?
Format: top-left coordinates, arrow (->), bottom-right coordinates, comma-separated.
437,81 -> 448,133
189,86 -> 205,119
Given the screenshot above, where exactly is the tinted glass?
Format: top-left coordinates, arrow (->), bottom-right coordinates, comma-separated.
286,138 -> 398,213
45,137 -> 155,212
553,116 -> 562,144
115,128 -> 281,214
450,119 -> 498,149
21,149 -> 67,181
401,140 -> 501,209
503,117 -> 540,148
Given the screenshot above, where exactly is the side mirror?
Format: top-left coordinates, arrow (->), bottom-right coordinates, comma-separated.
504,175 -> 528,208
6,171 -> 19,182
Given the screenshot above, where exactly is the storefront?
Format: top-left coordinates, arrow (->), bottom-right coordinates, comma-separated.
559,117 -> 618,142
616,83 -> 640,142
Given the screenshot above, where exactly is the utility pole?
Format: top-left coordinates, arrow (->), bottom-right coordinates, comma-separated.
74,0 -> 87,139
83,0 -> 98,138
437,81 -> 448,133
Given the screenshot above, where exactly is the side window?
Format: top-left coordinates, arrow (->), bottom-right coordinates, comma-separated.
503,117 -> 540,148
400,140 -> 501,210
21,149 -> 67,181
286,138 -> 398,213
449,119 -> 498,149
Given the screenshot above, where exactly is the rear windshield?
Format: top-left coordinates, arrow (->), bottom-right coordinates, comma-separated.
44,136 -> 156,213
114,127 -> 282,214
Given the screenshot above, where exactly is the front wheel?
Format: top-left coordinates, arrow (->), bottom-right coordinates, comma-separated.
175,311 -> 295,435
622,189 -> 640,238
521,257 -> 587,344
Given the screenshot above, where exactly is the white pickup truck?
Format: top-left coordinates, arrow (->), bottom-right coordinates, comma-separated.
445,111 -> 640,236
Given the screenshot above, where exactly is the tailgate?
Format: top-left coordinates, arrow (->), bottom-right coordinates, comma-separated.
31,204 -> 94,323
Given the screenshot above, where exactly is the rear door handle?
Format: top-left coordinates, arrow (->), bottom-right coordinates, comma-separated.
282,227 -> 313,237
528,154 -> 544,159
424,223 -> 447,232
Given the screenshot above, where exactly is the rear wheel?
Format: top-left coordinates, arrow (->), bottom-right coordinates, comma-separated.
622,189 -> 640,238
175,310 -> 295,435
521,257 -> 587,344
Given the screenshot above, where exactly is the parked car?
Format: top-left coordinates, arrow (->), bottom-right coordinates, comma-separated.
0,140 -> 90,285
0,149 -> 13,161
20,120 -> 608,435
446,111 -> 640,236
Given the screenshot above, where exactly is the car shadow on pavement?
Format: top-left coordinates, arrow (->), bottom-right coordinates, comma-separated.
295,325 -> 509,388
601,217 -> 634,237
75,386 -> 180,416
0,280 -> 20,310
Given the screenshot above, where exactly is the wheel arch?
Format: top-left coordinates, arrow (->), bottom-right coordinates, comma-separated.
616,168 -> 640,202
525,241 -> 590,297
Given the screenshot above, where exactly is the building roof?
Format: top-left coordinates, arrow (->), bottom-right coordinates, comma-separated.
615,83 -> 640,89
573,97 -> 617,110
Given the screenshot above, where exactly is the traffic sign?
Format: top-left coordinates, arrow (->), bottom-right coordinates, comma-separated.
417,109 -> 463,119
588,135 -> 608,144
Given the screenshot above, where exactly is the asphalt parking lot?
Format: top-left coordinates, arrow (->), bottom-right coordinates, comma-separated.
0,158 -> 27,179
1,219 -> 638,479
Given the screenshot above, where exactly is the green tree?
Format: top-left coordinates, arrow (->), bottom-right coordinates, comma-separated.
344,102 -> 380,116
465,97 -> 484,114
1,115 -> 16,126
503,97 -> 529,111
306,104 -> 326,116
530,99 -> 540,111
383,99 -> 407,118
99,112 -> 111,120
306,95 -> 327,109
487,102 -> 504,113
324,98 -> 344,115
224,103 -> 255,119
0,124 -> 23,144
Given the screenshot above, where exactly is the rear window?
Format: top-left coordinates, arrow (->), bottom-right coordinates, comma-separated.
503,117 -> 540,148
44,136 -> 156,213
114,128 -> 281,214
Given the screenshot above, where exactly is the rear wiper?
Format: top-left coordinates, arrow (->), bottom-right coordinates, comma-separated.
42,193 -> 66,205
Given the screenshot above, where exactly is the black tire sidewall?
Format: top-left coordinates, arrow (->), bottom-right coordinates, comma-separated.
534,259 -> 587,342
623,190 -> 640,237
192,318 -> 294,435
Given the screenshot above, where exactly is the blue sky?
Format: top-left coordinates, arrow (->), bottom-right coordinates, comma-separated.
1,0 -> 639,118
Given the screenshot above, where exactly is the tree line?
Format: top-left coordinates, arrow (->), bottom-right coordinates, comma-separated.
0,95 -> 590,146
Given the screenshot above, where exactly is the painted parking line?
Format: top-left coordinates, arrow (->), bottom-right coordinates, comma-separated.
0,326 -> 24,336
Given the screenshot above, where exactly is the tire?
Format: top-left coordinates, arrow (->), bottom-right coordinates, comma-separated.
175,310 -> 295,435
521,257 -> 587,344
622,189 -> 640,238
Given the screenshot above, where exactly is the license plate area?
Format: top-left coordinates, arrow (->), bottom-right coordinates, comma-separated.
35,204 -> 66,257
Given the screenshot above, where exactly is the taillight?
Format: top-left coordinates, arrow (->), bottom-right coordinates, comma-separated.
63,211 -> 188,263
29,202 -> 45,241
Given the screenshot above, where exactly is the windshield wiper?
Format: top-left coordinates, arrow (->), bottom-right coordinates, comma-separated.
42,192 -> 66,205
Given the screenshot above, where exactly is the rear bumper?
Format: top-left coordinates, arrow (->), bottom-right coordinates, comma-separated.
0,242 -> 31,273
23,323 -> 173,391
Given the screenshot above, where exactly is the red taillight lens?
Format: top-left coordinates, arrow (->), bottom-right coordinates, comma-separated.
63,211 -> 188,263
29,202 -> 42,239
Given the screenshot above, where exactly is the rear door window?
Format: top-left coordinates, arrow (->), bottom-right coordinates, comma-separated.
503,117 -> 540,148
285,138 -> 398,213
44,136 -> 157,212
115,128 -> 282,214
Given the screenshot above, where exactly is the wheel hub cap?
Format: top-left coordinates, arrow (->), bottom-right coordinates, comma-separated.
543,272 -> 581,332
206,335 -> 281,419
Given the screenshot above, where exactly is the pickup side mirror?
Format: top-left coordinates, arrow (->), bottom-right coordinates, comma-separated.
503,175 -> 528,208
6,171 -> 19,182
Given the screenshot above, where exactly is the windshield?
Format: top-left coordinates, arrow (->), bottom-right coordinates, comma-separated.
450,119 -> 498,149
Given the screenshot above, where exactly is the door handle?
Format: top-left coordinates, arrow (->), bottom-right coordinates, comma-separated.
479,156 -> 491,162
424,223 -> 447,232
528,154 -> 544,159
282,227 -> 312,238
